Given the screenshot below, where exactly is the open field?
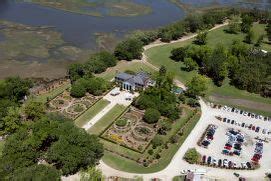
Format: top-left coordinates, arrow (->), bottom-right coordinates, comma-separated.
102,107 -> 201,173
75,99 -> 110,127
87,104 -> 127,135
22,0 -> 152,17
145,23 -> 271,115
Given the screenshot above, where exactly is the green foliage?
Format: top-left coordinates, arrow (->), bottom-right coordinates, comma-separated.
24,101 -> 45,121
195,31 -> 208,45
3,107 -> 21,134
227,15 -> 241,34
183,57 -> 198,72
85,51 -> 117,74
70,81 -> 87,98
68,63 -> 86,83
170,47 -> 187,62
11,165 -> 61,181
80,167 -> 104,181
241,14 -> 253,33
144,108 -> 161,124
0,116 -> 104,177
0,76 -> 32,102
186,75 -> 208,97
114,38 -> 143,61
151,135 -> 163,148
115,119 -> 127,127
183,148 -> 200,164
203,44 -> 228,86
244,30 -> 255,44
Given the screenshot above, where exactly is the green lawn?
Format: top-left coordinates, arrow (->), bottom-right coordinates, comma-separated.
87,104 -> 126,135
30,83 -> 70,103
0,141 -> 5,157
102,108 -> 201,173
74,99 -> 110,127
146,23 -> 271,115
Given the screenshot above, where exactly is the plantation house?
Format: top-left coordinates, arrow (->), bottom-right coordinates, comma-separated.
115,71 -> 154,91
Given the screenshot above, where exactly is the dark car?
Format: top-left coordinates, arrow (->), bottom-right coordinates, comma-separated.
252,126 -> 256,131
233,150 -> 241,156
207,156 -> 212,164
255,127 -> 260,133
248,124 -> 253,129
246,162 -> 252,169
241,123 -> 245,127
223,118 -> 227,122
222,149 -> 229,155
248,112 -> 251,116
231,120 -> 235,124
231,108 -> 235,112
240,110 -> 243,114
202,155 -> 206,163
218,159 -> 222,167
227,119 -> 231,123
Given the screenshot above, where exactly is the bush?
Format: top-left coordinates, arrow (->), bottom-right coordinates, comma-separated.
115,119 -> 127,127
148,149 -> 154,155
170,135 -> 180,144
151,135 -> 163,147
114,38 -> 143,61
70,82 -> 86,98
184,148 -> 200,164
144,108 -> 161,124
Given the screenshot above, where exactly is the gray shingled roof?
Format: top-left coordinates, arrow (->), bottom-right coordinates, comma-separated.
116,71 -> 150,86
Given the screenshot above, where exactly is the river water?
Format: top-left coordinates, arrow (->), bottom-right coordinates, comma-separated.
0,0 -> 186,48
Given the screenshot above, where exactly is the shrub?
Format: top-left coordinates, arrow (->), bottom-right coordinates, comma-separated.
70,82 -> 86,98
115,119 -> 127,127
148,149 -> 154,155
144,108 -> 161,124
184,148 -> 200,164
151,135 -> 163,147
170,135 -> 180,144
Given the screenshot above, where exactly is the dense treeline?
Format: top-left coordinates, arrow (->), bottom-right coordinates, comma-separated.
133,67 -> 180,121
0,115 -> 103,179
170,41 -> 271,97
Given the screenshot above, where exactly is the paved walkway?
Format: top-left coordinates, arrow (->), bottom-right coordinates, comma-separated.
82,88 -> 139,130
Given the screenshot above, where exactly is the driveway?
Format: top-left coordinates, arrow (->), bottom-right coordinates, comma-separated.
83,88 -> 139,130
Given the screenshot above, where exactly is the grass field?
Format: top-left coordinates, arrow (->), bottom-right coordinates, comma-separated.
87,104 -> 126,135
145,23 -> 271,115
75,99 -> 110,127
102,108 -> 201,173
0,141 -> 5,157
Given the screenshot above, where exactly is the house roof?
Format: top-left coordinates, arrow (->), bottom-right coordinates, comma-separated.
116,71 -> 151,86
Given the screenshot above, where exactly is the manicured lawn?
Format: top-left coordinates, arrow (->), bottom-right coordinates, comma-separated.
0,141 -> 5,157
74,99 -> 110,127
30,83 -> 70,103
87,104 -> 126,135
102,108 -> 201,173
96,61 -> 155,81
145,23 -> 271,114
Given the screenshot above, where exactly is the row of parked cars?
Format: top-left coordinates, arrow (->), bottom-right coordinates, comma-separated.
251,141 -> 263,163
202,155 -> 252,169
208,102 -> 271,122
221,117 -> 271,135
222,129 -> 244,156
200,125 -> 217,148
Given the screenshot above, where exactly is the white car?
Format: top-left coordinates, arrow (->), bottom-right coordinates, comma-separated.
243,112 -> 248,116
241,162 -> 247,168
223,159 -> 228,167
181,170 -> 187,174
212,158 -> 217,166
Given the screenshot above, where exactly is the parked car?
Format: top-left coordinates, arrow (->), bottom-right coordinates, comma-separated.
207,156 -> 212,164
231,120 -> 235,124
241,162 -> 247,168
223,159 -> 228,167
218,159 -> 222,167
241,123 -> 245,127
255,127 -> 260,133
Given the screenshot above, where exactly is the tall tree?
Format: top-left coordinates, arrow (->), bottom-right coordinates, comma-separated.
3,107 -> 21,134
186,75 -> 209,97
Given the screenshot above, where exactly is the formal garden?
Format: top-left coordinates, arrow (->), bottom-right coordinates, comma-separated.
47,90 -> 102,119
101,107 -> 158,152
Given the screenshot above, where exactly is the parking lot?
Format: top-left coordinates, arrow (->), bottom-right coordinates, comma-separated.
185,102 -> 271,178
